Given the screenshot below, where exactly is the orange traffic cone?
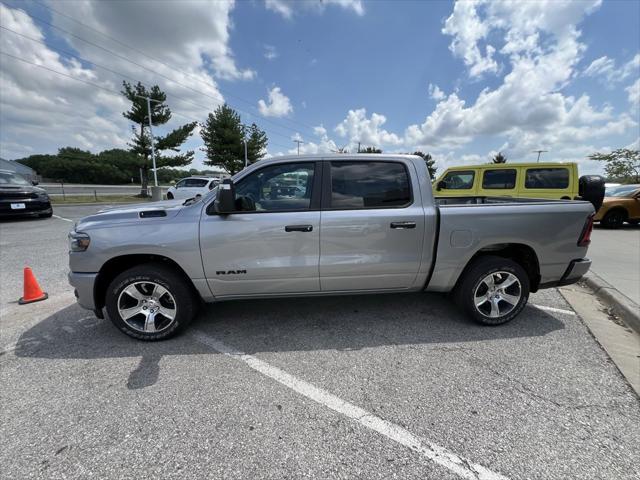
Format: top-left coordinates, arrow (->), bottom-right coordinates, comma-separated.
18,267 -> 48,305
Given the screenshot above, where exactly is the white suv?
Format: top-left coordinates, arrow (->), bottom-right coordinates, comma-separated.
166,177 -> 219,200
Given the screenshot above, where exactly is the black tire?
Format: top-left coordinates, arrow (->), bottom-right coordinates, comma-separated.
601,209 -> 626,229
166,192 -> 174,200
578,175 -> 605,211
105,263 -> 197,341
455,255 -> 530,326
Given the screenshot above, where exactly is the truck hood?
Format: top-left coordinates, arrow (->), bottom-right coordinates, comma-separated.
74,199 -> 190,231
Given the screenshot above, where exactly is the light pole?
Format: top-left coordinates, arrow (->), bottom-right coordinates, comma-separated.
243,138 -> 248,169
135,95 -> 161,187
293,139 -> 304,155
532,150 -> 548,163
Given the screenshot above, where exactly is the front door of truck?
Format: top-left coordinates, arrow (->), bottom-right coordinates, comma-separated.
319,160 -> 425,291
200,161 -> 322,297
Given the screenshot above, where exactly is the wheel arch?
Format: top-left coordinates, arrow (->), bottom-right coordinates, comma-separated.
94,254 -> 198,311
455,243 -> 541,292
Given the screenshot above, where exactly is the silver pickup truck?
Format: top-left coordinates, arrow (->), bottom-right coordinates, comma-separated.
68,154 -> 595,341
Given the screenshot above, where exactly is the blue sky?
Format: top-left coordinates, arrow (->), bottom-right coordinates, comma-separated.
1,0 -> 639,175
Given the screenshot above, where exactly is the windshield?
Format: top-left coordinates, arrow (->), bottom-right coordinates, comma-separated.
0,171 -> 31,186
605,185 -> 639,197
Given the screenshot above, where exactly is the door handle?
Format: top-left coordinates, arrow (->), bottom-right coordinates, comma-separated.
390,221 -> 416,229
285,225 -> 313,232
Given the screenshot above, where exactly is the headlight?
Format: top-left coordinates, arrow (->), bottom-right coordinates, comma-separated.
68,231 -> 90,252
37,191 -> 49,200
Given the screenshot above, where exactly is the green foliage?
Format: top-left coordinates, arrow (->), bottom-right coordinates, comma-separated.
412,151 -> 437,180
588,148 -> 640,183
492,152 -> 507,164
121,81 -> 197,194
17,148 -> 139,184
200,104 -> 268,175
359,146 -> 382,153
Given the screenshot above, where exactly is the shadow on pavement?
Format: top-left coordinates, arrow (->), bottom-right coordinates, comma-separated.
14,292 -> 564,389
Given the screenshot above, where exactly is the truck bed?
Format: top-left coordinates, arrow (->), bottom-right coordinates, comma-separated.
435,196 -> 580,206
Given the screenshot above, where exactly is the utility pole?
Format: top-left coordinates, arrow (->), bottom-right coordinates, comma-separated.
294,139 -> 304,155
532,150 -> 548,163
243,138 -> 248,169
136,95 -> 161,187
357,142 -> 361,153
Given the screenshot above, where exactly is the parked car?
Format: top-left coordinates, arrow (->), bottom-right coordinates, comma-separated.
433,162 -> 605,210
68,154 -> 594,341
165,177 -> 219,200
594,184 -> 640,228
0,169 -> 52,219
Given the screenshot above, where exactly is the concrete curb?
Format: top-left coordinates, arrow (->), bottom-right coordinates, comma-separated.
581,272 -> 640,334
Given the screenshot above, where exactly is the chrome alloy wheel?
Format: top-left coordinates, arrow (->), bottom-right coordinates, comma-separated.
473,271 -> 521,318
117,281 -> 177,333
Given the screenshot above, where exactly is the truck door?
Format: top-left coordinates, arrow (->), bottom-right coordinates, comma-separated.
200,161 -> 321,297
319,160 -> 425,291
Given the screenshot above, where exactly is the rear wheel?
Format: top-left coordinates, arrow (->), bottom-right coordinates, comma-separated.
456,256 -> 530,326
105,264 -> 197,341
166,192 -> 174,200
601,209 -> 626,229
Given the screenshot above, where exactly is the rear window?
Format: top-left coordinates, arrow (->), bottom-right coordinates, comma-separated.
525,168 -> 569,189
330,161 -> 411,209
441,170 -> 475,190
482,169 -> 516,189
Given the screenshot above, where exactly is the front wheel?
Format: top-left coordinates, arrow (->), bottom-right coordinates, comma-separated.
166,192 -> 174,200
455,256 -> 530,326
601,209 -> 626,229
105,264 -> 197,341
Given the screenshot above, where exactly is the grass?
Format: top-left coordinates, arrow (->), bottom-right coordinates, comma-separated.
50,195 -> 153,205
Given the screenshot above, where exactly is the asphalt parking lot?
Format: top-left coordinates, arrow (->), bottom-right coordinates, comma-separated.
1,205 -> 639,480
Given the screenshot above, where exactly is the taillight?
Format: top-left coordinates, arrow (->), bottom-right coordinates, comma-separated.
578,214 -> 594,247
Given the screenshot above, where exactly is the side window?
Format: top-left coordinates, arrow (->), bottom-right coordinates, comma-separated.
186,179 -> 208,188
329,161 -> 411,209
482,169 -> 516,189
235,163 -> 315,212
525,168 -> 569,189
441,170 -> 475,190
176,179 -> 187,188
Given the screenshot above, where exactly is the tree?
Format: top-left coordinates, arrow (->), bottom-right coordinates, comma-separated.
412,151 -> 437,180
359,146 -> 382,153
492,152 -> 507,164
121,81 -> 197,196
201,104 -> 268,175
589,148 -> 640,182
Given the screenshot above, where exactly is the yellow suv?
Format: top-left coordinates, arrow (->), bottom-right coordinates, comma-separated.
434,162 -> 579,200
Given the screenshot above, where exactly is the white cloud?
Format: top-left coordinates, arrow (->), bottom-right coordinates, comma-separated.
335,108 -> 402,150
0,1 -> 258,161
442,0 -> 498,77
583,54 -> 640,84
313,125 -> 327,136
264,44 -> 278,60
258,86 -> 293,117
265,0 -> 364,19
428,83 -> 445,101
627,78 -> 640,108
405,0 -> 636,161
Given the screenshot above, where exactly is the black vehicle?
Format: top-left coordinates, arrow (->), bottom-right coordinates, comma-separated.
0,170 -> 52,219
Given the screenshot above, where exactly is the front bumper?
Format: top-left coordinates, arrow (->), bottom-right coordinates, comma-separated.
68,271 -> 98,311
539,258 -> 592,289
0,200 -> 52,217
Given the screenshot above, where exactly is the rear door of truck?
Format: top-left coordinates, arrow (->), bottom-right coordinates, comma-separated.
319,158 -> 426,291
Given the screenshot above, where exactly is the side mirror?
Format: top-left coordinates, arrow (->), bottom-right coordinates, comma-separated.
32,181 -> 39,186
436,180 -> 445,191
215,179 -> 236,214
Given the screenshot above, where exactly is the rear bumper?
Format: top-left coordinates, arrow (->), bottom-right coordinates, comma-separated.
68,271 -> 98,311
539,258 -> 591,289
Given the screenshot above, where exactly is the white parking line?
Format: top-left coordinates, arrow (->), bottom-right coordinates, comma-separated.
52,214 -> 73,222
192,330 -> 509,480
530,304 -> 576,316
